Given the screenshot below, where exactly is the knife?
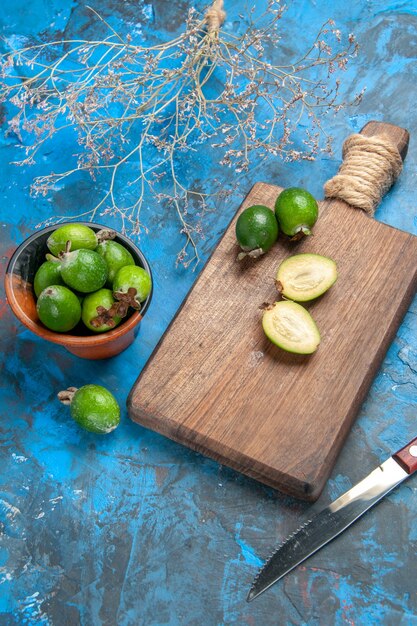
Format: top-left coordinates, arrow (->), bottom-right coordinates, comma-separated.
247,436 -> 417,602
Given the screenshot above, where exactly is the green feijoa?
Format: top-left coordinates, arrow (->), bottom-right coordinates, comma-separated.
47,224 -> 98,256
60,249 -> 108,293
113,265 -> 151,309
276,253 -> 338,302
34,261 -> 64,298
82,289 -> 122,333
274,187 -> 318,238
36,285 -> 81,332
58,385 -> 120,434
235,205 -> 278,260
262,300 -> 320,354
96,240 -> 135,286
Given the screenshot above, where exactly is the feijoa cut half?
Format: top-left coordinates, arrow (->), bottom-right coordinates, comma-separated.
276,253 -> 337,302
262,300 -> 320,354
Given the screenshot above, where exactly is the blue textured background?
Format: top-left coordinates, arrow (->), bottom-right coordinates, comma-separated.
1,1 -> 417,624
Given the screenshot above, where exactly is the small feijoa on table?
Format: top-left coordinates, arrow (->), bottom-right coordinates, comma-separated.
32,223 -> 152,335
275,253 -> 338,302
58,385 -> 120,434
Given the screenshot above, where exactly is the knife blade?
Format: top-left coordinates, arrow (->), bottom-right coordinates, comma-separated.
247,436 -> 417,602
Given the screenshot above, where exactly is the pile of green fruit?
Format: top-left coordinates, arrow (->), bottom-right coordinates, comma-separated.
34,224 -> 152,333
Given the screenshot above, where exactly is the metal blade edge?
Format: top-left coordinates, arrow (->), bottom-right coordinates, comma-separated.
248,457 -> 408,602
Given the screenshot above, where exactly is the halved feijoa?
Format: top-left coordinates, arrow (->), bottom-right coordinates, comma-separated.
262,301 -> 320,354
276,253 -> 337,302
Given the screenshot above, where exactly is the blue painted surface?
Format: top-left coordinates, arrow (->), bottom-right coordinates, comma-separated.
0,1 -> 416,624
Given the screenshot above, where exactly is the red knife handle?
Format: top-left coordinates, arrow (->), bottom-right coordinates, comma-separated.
393,437 -> 417,474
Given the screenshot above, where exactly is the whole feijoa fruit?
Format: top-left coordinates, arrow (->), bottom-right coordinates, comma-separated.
47,224 -> 98,256
37,285 -> 81,332
47,224 -> 116,256
34,260 -> 64,298
235,205 -> 278,260
113,265 -> 151,309
58,385 -> 120,434
82,288 -> 122,333
60,249 -> 108,293
96,240 -> 135,286
274,187 -> 318,238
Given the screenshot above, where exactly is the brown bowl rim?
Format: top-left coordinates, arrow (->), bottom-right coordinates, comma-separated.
5,222 -> 152,346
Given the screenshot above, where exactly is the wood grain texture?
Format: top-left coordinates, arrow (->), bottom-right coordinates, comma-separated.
128,122 -> 417,501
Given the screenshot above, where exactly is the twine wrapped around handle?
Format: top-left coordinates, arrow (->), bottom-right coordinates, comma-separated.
205,0 -> 226,35
324,133 -> 403,215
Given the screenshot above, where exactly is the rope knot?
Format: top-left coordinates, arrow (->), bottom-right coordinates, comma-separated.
324,133 -> 403,215
205,0 -> 226,35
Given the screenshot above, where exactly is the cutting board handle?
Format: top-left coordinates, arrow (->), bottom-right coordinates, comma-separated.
324,121 -> 409,215
360,121 -> 409,161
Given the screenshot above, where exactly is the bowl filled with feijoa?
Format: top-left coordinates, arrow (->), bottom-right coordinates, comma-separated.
5,222 -> 152,359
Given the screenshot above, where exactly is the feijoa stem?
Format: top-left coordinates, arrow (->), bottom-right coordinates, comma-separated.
275,280 -> 284,295
58,240 -> 72,259
45,253 -> 60,262
96,228 -> 117,243
57,387 -> 78,405
237,247 -> 264,261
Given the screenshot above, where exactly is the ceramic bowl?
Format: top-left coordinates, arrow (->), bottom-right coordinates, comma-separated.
4,222 -> 152,359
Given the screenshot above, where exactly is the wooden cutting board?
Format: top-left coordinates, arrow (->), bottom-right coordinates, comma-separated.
128,121 -> 417,501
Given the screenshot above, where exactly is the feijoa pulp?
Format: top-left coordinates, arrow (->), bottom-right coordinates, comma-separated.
262,300 -> 320,354
276,253 -> 338,302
